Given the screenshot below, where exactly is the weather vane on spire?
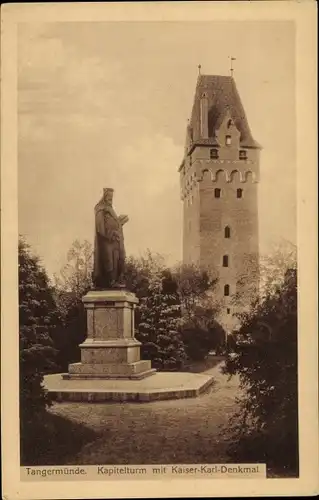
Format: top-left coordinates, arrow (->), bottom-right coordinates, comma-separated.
198,64 -> 201,75
229,57 -> 236,77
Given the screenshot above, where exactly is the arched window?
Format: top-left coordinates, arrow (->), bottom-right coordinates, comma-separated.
214,188 -> 221,198
237,188 -> 243,198
210,148 -> 219,159
227,308 -> 231,315
225,226 -> 231,238
223,255 -> 229,267
224,284 -> 230,296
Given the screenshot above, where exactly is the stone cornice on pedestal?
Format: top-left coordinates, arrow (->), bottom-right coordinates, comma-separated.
79,339 -> 142,348
82,289 -> 139,305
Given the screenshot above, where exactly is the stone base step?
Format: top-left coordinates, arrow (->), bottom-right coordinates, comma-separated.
62,369 -> 156,381
64,359 -> 156,380
44,371 -> 215,402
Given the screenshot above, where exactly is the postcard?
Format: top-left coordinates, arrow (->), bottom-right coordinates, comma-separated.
1,1 -> 318,498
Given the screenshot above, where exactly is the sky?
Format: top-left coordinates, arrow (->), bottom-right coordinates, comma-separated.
18,21 -> 296,278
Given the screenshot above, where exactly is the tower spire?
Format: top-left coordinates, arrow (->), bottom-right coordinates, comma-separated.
198,64 -> 201,76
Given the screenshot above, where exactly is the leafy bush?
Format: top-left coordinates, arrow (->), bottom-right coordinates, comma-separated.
182,316 -> 226,361
223,266 -> 298,476
51,299 -> 87,372
125,256 -> 222,367
181,325 -> 211,361
137,270 -> 187,370
19,237 -> 60,463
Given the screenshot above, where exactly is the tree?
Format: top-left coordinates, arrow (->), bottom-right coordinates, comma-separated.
124,250 -> 166,299
181,305 -> 226,361
19,237 -> 60,461
232,239 -> 297,312
52,240 -> 93,371
173,263 -> 219,322
123,250 -> 168,330
53,239 -> 93,313
125,257 -> 222,364
137,269 -> 187,371
172,264 -> 222,360
223,253 -> 298,475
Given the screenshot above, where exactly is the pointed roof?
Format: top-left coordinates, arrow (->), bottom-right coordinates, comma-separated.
189,74 -> 260,149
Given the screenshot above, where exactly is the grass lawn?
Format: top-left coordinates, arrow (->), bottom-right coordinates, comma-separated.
21,411 -> 100,466
22,357 -> 227,466
183,355 -> 225,373
21,358 -> 298,477
46,360 -> 241,466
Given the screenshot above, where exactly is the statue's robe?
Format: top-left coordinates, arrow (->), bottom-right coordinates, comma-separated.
92,200 -> 125,288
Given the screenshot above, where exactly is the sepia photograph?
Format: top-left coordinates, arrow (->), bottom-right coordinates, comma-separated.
1,2 -> 318,499
17,17 -> 298,475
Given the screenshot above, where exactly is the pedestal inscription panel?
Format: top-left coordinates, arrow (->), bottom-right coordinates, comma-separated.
94,308 -> 118,339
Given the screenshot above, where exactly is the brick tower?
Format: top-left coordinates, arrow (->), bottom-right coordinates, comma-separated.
179,74 -> 260,327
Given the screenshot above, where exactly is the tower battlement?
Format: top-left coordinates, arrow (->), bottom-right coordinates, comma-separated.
181,163 -> 259,201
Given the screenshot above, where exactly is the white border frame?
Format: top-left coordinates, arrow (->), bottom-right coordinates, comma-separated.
1,2 -> 318,498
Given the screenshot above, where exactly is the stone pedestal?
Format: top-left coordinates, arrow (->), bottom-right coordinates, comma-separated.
63,289 -> 155,380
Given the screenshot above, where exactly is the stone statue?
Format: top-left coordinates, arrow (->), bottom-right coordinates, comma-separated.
92,188 -> 128,289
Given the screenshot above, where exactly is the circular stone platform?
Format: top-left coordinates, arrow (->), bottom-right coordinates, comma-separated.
43,371 -> 215,402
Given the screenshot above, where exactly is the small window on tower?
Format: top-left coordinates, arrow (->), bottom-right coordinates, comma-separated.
226,135 -> 232,146
239,150 -> 247,160
237,188 -> 243,198
223,255 -> 229,267
189,155 -> 192,166
214,188 -> 221,198
224,284 -> 230,296
225,226 -> 231,238
227,308 -> 231,315
210,148 -> 219,159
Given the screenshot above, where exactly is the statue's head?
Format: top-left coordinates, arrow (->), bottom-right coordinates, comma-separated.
103,188 -> 114,205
